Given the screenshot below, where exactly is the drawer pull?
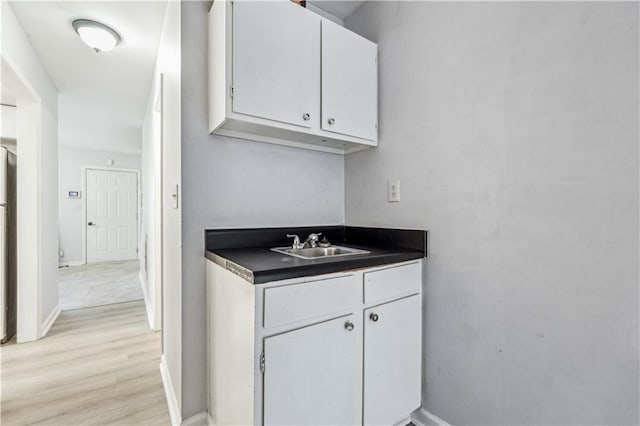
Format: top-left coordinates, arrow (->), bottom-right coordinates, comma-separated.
344,321 -> 355,331
369,313 -> 379,322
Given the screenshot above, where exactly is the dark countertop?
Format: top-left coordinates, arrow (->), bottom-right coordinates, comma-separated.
204,226 -> 427,284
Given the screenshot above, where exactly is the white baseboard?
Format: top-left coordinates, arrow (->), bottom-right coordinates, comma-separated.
58,260 -> 84,267
40,304 -> 61,338
411,407 -> 451,426
138,270 -> 155,331
182,411 -> 208,426
160,355 -> 181,426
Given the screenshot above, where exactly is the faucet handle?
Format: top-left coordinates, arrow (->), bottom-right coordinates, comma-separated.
318,236 -> 331,248
286,234 -> 302,249
304,233 -> 322,248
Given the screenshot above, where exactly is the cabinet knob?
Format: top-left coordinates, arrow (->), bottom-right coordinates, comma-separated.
328,118 -> 336,125
302,113 -> 311,121
88,222 -> 95,226
344,321 -> 355,331
369,313 -> 379,322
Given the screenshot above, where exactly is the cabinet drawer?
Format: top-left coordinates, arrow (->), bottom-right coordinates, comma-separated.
264,275 -> 358,328
364,262 -> 421,304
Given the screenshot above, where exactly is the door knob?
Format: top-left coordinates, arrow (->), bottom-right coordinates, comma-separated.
369,313 -> 379,322
88,222 -> 95,226
344,321 -> 354,331
328,118 -> 336,125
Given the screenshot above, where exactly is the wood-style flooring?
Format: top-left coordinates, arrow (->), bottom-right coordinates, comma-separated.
0,300 -> 170,425
58,261 -> 143,311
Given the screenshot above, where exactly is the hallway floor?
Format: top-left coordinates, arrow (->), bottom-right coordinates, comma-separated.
0,300 -> 170,425
59,260 -> 143,310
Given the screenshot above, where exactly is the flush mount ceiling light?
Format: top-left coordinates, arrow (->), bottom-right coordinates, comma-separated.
72,19 -> 121,53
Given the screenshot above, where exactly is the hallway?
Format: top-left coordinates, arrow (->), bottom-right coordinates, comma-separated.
0,300 -> 169,425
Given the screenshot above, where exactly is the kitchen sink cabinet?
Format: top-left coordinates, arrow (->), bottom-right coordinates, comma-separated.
364,295 -> 422,425
206,259 -> 422,425
263,315 -> 361,425
208,0 -> 378,155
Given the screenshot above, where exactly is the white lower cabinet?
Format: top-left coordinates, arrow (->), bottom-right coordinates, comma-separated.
364,295 -> 422,425
206,260 -> 422,426
264,315 -> 361,425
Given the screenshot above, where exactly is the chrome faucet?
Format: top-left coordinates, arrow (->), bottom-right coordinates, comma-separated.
303,233 -> 322,248
286,234 -> 304,249
287,232 -> 323,249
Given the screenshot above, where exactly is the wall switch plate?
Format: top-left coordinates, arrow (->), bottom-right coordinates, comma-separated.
388,180 -> 400,202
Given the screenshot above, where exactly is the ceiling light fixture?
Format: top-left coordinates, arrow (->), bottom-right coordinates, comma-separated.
72,19 -> 121,53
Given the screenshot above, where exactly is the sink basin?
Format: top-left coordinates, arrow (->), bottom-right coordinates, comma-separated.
271,245 -> 370,260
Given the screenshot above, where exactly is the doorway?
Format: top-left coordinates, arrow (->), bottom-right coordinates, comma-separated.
84,167 -> 139,264
0,55 -> 53,343
57,167 -> 142,311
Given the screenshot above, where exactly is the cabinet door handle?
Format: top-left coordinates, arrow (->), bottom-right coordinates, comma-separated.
344,321 -> 355,331
302,113 -> 310,121
328,118 -> 336,125
369,313 -> 379,322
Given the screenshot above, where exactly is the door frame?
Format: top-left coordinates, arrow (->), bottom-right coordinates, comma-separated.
1,56 -> 44,343
81,166 -> 141,265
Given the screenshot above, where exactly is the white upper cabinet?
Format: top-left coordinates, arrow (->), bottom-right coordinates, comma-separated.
321,20 -> 378,141
232,1 -> 320,129
208,0 -> 378,155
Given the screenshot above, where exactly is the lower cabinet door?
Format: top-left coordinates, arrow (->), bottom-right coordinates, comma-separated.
263,315 -> 361,426
364,295 -> 422,425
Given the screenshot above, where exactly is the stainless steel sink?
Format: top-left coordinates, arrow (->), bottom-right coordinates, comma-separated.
271,245 -> 370,260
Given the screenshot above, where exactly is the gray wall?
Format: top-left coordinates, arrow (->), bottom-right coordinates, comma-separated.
345,2 -> 639,424
180,1 -> 345,417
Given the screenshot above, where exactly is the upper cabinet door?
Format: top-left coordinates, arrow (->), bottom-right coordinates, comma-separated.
263,315 -> 361,425
321,20 -> 378,141
364,295 -> 422,425
232,1 -> 320,129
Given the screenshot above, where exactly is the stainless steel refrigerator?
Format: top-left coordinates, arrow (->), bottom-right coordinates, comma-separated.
0,146 -> 17,343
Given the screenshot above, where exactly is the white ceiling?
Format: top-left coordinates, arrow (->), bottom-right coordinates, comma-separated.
308,1 -> 365,21
10,1 -> 167,154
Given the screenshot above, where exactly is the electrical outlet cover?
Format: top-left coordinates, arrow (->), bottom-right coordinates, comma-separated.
388,180 -> 400,202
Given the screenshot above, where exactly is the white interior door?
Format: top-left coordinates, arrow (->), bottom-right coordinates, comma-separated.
86,169 -> 138,263
232,0 -> 320,128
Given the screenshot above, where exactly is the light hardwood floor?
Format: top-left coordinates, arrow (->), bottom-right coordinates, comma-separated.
0,300 -> 170,425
